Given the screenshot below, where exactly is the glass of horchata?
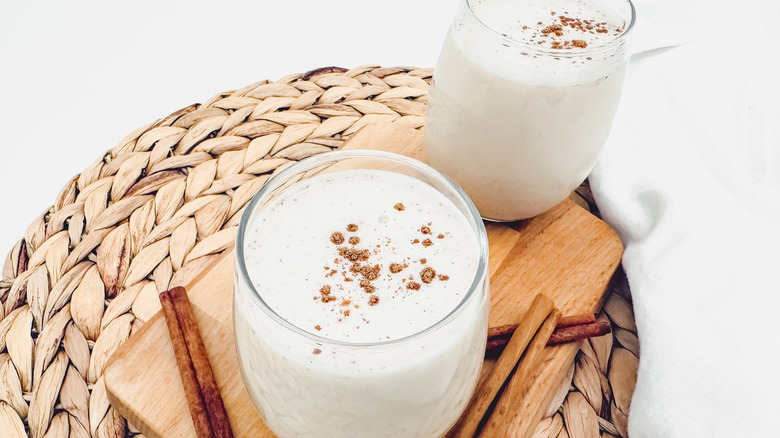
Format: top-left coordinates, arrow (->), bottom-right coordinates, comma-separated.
234,150 -> 489,438
426,0 -> 636,221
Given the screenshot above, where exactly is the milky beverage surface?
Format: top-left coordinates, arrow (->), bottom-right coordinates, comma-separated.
465,0 -> 627,84
426,0 -> 629,220
242,169 -> 480,343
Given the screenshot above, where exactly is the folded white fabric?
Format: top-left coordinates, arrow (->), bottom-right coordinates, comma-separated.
589,1 -> 780,436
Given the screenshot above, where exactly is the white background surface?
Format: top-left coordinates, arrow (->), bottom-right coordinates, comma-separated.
0,0 -> 454,252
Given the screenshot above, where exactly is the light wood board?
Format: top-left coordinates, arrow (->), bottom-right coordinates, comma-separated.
104,122 -> 623,438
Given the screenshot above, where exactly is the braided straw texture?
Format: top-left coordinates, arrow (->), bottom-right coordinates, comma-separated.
0,66 -> 638,438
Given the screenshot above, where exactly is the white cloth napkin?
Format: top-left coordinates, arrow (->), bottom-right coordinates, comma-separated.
589,1 -> 780,436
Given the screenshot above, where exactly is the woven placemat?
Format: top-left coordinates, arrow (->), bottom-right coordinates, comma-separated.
0,65 -> 638,438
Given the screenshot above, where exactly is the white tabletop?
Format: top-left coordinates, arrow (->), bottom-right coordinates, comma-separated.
0,0 -> 454,252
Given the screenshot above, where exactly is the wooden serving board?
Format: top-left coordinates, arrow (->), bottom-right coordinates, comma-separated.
104,122 -> 623,438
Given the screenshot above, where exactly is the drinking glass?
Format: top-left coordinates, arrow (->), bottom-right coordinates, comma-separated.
426,0 -> 636,221
233,150 -> 489,438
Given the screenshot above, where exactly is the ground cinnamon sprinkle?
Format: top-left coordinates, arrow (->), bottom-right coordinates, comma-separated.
339,247 -> 370,262
319,211 -> 459,323
572,39 -> 587,48
319,285 -> 336,303
359,279 -> 376,294
542,24 -> 564,36
330,232 -> 344,245
523,13 -> 622,50
420,267 -> 436,284
360,264 -> 380,281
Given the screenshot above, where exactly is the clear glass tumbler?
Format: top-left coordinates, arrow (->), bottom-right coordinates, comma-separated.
426,0 -> 636,221
233,150 -> 489,438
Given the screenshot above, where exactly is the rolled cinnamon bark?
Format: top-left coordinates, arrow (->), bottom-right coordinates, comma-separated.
159,289 -> 214,438
168,286 -> 234,438
485,316 -> 612,356
547,318 -> 611,345
487,313 -> 597,339
556,313 -> 597,329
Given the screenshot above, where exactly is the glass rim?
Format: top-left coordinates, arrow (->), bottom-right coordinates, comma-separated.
463,0 -> 636,56
235,149 -> 489,349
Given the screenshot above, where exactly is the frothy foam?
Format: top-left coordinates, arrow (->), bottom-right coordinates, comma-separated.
458,0 -> 629,86
242,169 -> 480,343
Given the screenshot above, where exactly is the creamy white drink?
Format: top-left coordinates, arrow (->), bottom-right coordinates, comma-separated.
234,152 -> 488,438
426,0 -> 634,220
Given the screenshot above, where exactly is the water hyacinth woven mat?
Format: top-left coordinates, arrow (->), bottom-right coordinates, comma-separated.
0,66 -> 639,438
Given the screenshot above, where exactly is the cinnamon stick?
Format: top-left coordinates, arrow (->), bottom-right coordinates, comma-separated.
159,289 -> 213,438
547,318 -> 611,345
487,313 -> 596,339
450,294 -> 555,438
168,286 -> 234,438
557,313 -> 597,328
484,338 -> 510,358
486,324 -> 517,340
485,318 -> 612,356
